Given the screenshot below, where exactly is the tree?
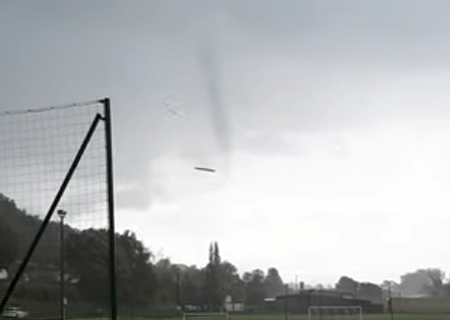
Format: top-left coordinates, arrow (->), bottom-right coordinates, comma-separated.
202,242 -> 224,310
154,258 -> 178,306
0,214 -> 18,269
399,269 -> 442,297
381,280 -> 401,300
315,284 -> 325,290
358,282 -> 382,303
336,276 -> 358,295
0,193 -> 72,266
213,242 -> 220,265
66,229 -> 157,306
422,268 -> 445,297
264,267 -> 284,298
221,261 -> 244,302
180,265 -> 204,307
117,231 -> 157,305
65,229 -> 110,304
243,269 -> 266,307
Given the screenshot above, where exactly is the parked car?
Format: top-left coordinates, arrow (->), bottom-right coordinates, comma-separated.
1,307 -> 29,318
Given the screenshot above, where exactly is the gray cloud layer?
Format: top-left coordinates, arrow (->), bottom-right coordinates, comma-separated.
2,1 -> 450,209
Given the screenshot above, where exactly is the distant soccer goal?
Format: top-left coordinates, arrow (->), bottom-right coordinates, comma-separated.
308,306 -> 363,320
183,312 -> 230,320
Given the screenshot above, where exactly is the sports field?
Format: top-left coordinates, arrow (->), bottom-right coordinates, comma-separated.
147,315 -> 450,320
233,315 -> 448,320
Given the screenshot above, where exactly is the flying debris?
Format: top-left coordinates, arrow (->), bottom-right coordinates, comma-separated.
194,166 -> 216,173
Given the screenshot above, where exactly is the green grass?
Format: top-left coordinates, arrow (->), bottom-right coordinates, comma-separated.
133,314 -> 450,320
231,315 -> 449,320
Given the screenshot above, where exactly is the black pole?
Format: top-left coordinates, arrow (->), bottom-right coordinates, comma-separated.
176,269 -> 181,311
0,114 -> 102,316
388,287 -> 394,320
284,284 -> 288,320
58,210 -> 67,320
317,289 -> 321,320
101,98 -> 118,320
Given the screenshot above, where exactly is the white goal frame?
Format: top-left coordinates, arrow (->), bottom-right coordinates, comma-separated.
183,312 -> 230,320
308,306 -> 363,320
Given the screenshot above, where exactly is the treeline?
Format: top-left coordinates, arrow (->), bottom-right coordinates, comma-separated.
65,231 -> 284,309
335,276 -> 384,303
333,268 -> 450,305
382,268 -> 450,298
0,194 -> 284,316
2,193 -> 450,317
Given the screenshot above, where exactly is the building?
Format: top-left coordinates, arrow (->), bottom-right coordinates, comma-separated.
390,297 -> 450,314
224,295 -> 245,312
266,289 -> 383,314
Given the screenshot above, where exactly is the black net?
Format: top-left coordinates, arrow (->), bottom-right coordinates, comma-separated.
0,100 -> 111,320
309,307 -> 362,320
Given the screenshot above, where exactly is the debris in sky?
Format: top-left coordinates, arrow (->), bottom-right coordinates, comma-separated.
194,166 -> 216,173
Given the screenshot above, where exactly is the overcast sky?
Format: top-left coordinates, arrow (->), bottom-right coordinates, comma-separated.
2,0 -> 450,286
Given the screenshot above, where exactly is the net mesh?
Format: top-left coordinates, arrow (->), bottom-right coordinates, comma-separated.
183,313 -> 230,320
0,101 -> 110,319
308,306 -> 363,320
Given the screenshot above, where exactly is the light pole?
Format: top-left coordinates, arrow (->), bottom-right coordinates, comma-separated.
388,285 -> 394,320
57,209 -> 67,320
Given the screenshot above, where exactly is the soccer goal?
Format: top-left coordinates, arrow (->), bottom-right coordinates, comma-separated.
308,306 -> 363,320
183,312 -> 230,320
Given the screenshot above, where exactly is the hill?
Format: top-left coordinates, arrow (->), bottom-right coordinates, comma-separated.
0,193 -> 74,269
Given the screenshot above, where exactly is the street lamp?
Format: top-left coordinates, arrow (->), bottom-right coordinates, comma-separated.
57,209 -> 67,320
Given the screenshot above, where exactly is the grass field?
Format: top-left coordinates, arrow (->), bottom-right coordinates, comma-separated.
148,315 -> 450,320
229,315 -> 449,320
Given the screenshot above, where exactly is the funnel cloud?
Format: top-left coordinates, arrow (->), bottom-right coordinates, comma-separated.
198,15 -> 232,171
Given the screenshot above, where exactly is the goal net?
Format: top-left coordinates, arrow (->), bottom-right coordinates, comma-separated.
308,306 -> 363,320
0,99 -> 115,320
183,312 -> 230,320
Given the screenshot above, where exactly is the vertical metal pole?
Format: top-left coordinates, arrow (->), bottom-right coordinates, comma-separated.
284,284 -> 288,320
102,98 -> 117,320
58,210 -> 66,320
176,268 -> 184,314
388,286 -> 394,320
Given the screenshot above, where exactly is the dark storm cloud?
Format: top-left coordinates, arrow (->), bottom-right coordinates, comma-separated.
3,0 -> 450,210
